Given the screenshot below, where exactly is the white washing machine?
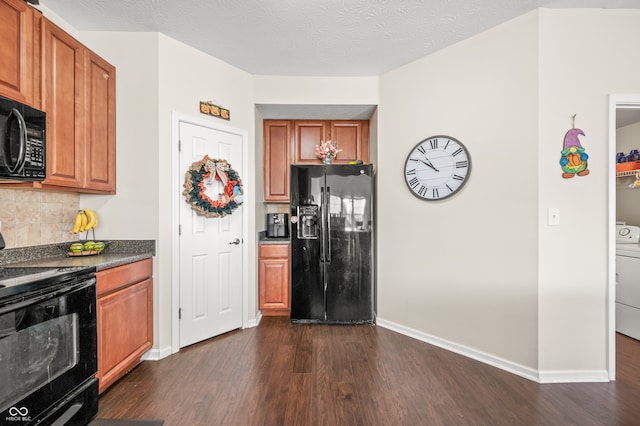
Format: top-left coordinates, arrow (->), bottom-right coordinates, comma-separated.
616,224 -> 640,341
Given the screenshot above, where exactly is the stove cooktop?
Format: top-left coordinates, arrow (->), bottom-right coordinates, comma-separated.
0,266 -> 96,300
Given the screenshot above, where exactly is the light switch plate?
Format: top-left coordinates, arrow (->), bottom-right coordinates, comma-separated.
548,208 -> 560,226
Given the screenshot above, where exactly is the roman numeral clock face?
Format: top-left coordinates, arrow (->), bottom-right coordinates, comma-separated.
404,136 -> 471,200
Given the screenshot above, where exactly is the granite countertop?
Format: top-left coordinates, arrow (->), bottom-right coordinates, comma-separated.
9,252 -> 153,271
259,237 -> 290,244
258,231 -> 290,244
0,240 -> 155,271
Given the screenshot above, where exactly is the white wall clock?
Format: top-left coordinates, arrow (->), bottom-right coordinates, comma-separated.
404,135 -> 471,200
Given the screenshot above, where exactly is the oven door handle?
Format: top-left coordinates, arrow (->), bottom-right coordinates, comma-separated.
0,277 -> 95,315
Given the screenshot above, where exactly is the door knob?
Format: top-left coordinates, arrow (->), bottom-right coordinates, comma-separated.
229,238 -> 241,245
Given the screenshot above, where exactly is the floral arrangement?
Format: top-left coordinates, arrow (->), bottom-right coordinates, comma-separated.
314,140 -> 342,162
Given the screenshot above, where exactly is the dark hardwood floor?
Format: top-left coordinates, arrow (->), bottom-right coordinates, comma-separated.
95,317 -> 640,425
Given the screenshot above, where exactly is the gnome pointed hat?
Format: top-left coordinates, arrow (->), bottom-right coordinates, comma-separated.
564,128 -> 585,150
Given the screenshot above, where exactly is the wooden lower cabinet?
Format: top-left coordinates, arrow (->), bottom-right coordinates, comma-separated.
96,258 -> 153,394
258,243 -> 290,316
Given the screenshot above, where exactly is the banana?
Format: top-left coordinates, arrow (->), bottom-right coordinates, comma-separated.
72,210 -> 84,233
78,210 -> 89,232
84,208 -> 98,230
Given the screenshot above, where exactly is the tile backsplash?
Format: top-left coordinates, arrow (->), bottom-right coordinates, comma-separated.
0,189 -> 79,248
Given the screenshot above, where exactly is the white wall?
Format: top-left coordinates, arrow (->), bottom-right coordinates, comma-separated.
376,8 -> 640,381
79,32 -> 160,243
377,12 -> 540,371
537,9 -> 640,380
253,76 -> 378,105
616,122 -> 640,225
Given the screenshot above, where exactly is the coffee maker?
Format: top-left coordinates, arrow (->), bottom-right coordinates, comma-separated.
266,213 -> 289,238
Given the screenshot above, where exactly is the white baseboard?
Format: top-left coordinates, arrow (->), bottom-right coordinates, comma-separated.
376,317 -> 541,382
377,318 -> 611,384
538,370 -> 609,383
141,345 -> 173,361
245,311 -> 262,328
141,316 -> 609,383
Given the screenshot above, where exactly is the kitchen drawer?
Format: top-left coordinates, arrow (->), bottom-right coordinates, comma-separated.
96,258 -> 152,296
259,243 -> 289,259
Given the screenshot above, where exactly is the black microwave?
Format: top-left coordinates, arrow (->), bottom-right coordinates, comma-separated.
0,95 -> 46,181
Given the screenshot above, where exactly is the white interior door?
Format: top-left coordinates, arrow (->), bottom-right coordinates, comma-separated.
179,120 -> 243,348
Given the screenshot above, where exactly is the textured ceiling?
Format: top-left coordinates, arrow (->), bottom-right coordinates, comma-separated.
38,0 -> 640,123
39,0 -> 640,77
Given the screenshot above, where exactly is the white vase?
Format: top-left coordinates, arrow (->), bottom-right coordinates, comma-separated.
323,157 -> 332,164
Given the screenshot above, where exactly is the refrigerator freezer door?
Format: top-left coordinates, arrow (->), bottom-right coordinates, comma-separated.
290,165 -> 326,321
324,164 -> 374,323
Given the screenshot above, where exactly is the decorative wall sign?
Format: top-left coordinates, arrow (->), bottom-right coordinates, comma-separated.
559,114 -> 589,178
199,101 -> 230,120
183,155 -> 243,218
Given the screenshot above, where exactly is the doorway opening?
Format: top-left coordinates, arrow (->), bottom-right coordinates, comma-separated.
608,95 -> 640,379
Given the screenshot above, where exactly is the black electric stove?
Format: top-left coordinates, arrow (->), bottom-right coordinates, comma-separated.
0,264 -> 99,425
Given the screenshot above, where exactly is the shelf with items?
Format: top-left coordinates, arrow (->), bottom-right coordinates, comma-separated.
616,170 -> 640,178
616,170 -> 640,189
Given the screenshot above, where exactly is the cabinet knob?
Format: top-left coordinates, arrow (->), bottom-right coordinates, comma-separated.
103,73 -> 109,80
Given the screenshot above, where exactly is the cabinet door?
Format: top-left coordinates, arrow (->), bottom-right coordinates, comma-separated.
330,121 -> 369,164
84,50 -> 116,193
292,120 -> 329,164
96,277 -> 153,394
259,244 -> 290,315
263,120 -> 291,202
0,0 -> 34,104
42,18 -> 84,189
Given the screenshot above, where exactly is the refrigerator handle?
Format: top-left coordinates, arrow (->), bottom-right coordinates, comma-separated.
320,187 -> 325,262
326,186 -> 331,263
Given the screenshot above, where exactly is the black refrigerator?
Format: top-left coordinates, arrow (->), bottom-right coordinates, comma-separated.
290,164 -> 374,324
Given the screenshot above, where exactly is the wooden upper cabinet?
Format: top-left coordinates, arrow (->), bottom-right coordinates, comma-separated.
0,11 -> 116,193
40,17 -> 116,194
84,50 -> 116,193
264,120 -> 291,202
330,121 -> 369,164
292,120 -> 369,164
263,119 -> 370,202
41,18 -> 84,189
292,120 -> 329,164
0,0 -> 36,105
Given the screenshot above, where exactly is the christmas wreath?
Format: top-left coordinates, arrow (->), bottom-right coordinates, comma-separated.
183,155 -> 243,218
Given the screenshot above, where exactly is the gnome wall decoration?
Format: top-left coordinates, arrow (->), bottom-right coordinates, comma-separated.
559,123 -> 589,179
